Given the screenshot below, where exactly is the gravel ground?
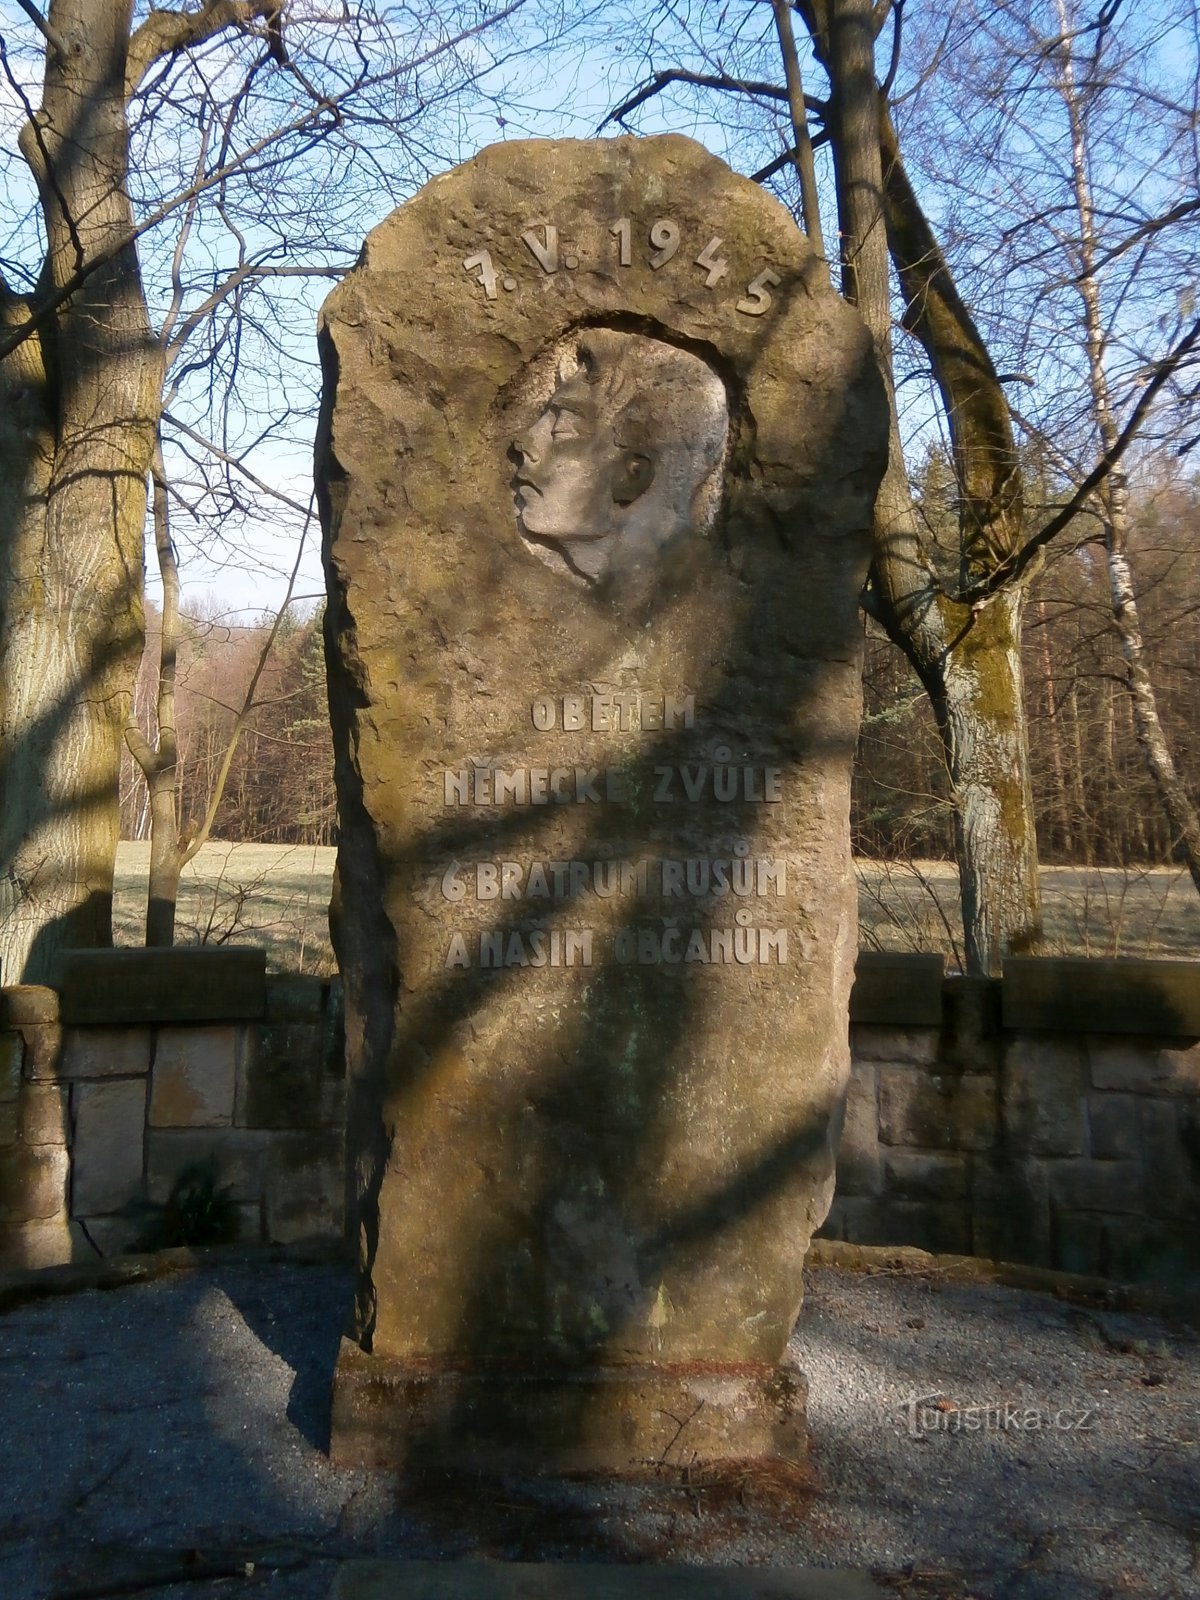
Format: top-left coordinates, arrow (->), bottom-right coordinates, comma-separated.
0,1258 -> 1196,1600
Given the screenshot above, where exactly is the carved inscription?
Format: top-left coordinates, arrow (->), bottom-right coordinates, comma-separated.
461,214 -> 780,316
440,694 -> 790,969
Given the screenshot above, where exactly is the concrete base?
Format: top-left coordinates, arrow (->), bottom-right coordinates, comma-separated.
330,1563 -> 885,1599
329,1340 -> 808,1473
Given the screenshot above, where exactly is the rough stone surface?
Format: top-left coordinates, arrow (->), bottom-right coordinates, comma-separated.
330,1340 -> 809,1475
262,1130 -> 344,1241
19,1083 -> 68,1146
969,1154 -> 1051,1267
832,1061 -> 880,1196
18,1021 -> 62,1080
330,1566 -> 884,1600
0,1032 -> 22,1100
238,1021 -> 323,1128
149,1026 -> 238,1127
71,1080 -> 147,1214
0,986 -> 58,1026
319,135 -> 885,1467
877,1065 -> 997,1151
1045,1157 -> 1142,1215
850,1025 -> 939,1065
1087,1092 -> 1142,1160
1002,1035 -> 1087,1156
58,1027 -> 151,1081
145,1128 -> 270,1205
1089,1035 -> 1200,1095
0,1214 -> 87,1268
0,1143 -> 69,1223
883,1149 -> 969,1202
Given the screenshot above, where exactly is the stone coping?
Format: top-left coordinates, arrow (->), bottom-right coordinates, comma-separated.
4,952 -> 1199,1034
56,947 -> 268,1025
329,1562 -> 886,1599
807,1240 -> 1200,1327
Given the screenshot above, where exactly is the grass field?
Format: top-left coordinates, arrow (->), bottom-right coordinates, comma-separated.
113,841 -> 1200,973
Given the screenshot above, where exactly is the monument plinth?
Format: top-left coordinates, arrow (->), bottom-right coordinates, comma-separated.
317,136 -> 886,1472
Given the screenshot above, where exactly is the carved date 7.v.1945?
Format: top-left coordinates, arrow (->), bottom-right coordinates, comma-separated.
463,216 -> 781,316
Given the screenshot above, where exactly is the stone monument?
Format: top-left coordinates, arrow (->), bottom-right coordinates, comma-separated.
317,135 -> 887,1471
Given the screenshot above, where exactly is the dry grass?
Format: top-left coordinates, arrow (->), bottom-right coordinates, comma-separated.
113,842 -> 1200,973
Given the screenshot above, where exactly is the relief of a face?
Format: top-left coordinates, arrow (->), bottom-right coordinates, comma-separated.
511,378 -> 617,544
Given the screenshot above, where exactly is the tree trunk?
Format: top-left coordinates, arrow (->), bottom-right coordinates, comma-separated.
0,0 -> 159,982
1054,5 -> 1200,896
810,0 -> 1043,972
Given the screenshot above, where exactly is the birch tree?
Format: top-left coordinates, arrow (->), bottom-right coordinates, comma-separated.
602,0 -> 1198,969
918,0 -> 1200,894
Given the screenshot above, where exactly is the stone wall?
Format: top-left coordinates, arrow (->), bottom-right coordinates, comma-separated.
0,951 -> 344,1269
2,949 -> 1197,1291
829,955 -> 1200,1291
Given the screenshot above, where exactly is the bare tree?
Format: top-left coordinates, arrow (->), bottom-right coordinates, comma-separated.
0,0 -> 537,981
601,0 -> 1198,970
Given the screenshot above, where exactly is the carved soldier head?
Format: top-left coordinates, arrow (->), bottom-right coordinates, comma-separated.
511,329 -> 728,589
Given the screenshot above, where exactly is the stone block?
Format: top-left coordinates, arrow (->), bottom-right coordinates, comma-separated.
1138,1099 -> 1200,1222
58,1028 -> 151,1081
264,976 -> 325,1022
833,1060 -> 880,1196
878,1066 -> 997,1151
850,952 -> 944,1026
1102,1216 -> 1200,1290
19,1084 -> 68,1146
145,1129 -> 270,1205
330,1345 -> 809,1475
1087,1036 -> 1200,1095
0,1101 -> 16,1145
852,1025 -> 940,1065
1053,1210 -> 1107,1278
59,947 -> 266,1024
79,1214 -> 147,1259
319,1078 -> 347,1126
884,1149 -> 968,1202
71,1079 -> 147,1214
1002,1035 -> 1087,1156
0,1143 -> 70,1223
20,1022 -> 63,1081
0,1216 -> 91,1269
1003,956 -> 1200,1036
816,1193 -> 884,1243
942,976 -> 1003,1071
1045,1157 -> 1141,1215
237,1022 -> 323,1129
1088,1093 -> 1142,1160
322,982 -> 346,1078
970,1154 -> 1051,1267
150,1026 -> 238,1128
263,1131 -> 344,1242
0,987 -> 59,1026
0,1033 -> 23,1100
237,1201 -> 264,1244
865,1197 -> 970,1257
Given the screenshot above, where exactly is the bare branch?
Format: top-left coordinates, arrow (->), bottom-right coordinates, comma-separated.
162,409 -> 316,518
0,0 -> 526,365
772,0 -> 823,245
962,315 -> 1200,603
12,0 -> 69,63
601,67 -> 825,131
127,0 -> 281,97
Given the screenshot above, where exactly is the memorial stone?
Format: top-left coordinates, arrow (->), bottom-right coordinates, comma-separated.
317,135 -> 887,1471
